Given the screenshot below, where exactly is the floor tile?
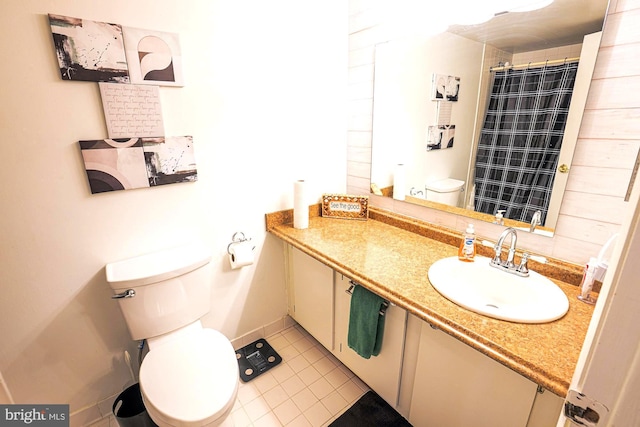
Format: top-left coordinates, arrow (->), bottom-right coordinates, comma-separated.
271,363 -> 295,384
229,407 -> 252,427
253,372 -> 279,394
281,375 -> 306,397
237,382 -> 261,405
313,356 -> 337,376
308,377 -> 333,400
298,365 -> 321,386
301,346 -> 324,364
291,337 -> 315,353
304,401 -> 332,427
337,379 -> 367,403
287,413 -> 313,427
324,366 -> 349,389
283,328 -> 305,344
253,411 -> 281,427
291,388 -> 319,412
287,354 -> 310,373
273,399 -> 301,425
269,334 -> 291,351
278,344 -> 301,360
263,385 -> 289,409
244,396 -> 271,422
321,391 -> 349,416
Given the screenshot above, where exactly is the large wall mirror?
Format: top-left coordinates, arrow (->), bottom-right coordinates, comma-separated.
370,0 -> 609,237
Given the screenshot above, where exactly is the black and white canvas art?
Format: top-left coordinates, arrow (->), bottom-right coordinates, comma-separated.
143,136 -> 197,185
79,136 -> 197,194
431,74 -> 460,101
48,14 -> 129,82
123,27 -> 184,86
427,125 -> 456,151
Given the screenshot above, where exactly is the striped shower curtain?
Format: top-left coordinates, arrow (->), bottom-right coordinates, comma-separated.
473,62 -> 578,225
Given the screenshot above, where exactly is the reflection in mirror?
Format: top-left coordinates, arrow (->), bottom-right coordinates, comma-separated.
370,0 -> 608,237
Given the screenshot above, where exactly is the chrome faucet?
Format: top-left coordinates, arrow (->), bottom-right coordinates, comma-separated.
530,210 -> 542,232
491,227 -> 529,277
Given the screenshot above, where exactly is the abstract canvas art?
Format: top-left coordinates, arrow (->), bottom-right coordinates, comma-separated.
79,136 -> 197,194
79,138 -> 149,193
427,125 -> 456,151
123,27 -> 184,86
48,14 -> 129,82
143,136 -> 197,185
431,74 -> 460,101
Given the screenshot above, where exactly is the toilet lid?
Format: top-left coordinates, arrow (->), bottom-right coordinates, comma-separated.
140,328 -> 238,425
425,178 -> 464,193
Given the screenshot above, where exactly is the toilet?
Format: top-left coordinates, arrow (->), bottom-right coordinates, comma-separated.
425,178 -> 465,207
106,243 -> 239,427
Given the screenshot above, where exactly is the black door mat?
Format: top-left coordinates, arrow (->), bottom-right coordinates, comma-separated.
329,390 -> 412,427
236,338 -> 282,382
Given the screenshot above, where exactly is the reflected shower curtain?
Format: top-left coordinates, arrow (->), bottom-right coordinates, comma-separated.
473,62 -> 578,225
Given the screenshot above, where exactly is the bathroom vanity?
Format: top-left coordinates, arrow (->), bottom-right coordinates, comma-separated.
267,206 -> 595,427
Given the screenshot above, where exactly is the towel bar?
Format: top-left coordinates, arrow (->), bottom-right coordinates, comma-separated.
346,281 -> 391,316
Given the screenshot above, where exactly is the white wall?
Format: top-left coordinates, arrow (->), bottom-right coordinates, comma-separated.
347,0 -> 640,265
0,0 -> 347,423
370,32 -> 483,196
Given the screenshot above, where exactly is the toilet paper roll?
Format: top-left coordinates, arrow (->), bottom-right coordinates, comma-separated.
229,241 -> 254,269
393,164 -> 406,200
293,180 -> 309,229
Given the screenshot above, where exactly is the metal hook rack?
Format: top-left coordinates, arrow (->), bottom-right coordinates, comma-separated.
227,231 -> 253,254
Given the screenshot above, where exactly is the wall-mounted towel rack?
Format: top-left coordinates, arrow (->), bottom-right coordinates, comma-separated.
346,281 -> 391,316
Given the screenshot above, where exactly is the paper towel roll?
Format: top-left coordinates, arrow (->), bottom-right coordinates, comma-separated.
293,180 -> 309,229
229,241 -> 254,269
393,164 -> 406,200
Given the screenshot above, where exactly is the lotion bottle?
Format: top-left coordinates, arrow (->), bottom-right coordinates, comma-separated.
458,224 -> 476,262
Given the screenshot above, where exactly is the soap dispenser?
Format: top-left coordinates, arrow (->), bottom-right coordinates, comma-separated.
494,210 -> 505,225
458,224 -> 476,262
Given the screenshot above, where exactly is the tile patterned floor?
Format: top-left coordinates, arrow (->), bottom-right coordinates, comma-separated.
222,325 -> 369,427
98,324 -> 369,427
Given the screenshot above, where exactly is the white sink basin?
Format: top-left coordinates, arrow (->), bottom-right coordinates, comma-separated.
428,256 -> 569,323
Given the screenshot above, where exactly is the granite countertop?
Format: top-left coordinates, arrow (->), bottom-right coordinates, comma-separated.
266,206 -> 595,397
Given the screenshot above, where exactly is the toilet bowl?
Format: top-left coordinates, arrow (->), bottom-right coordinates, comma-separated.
425,178 -> 465,207
106,244 -> 239,427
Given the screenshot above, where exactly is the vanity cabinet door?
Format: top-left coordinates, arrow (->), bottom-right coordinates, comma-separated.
333,274 -> 407,407
289,246 -> 334,350
409,321 -> 537,427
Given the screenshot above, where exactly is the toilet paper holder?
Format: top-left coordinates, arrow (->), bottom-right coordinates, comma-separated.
227,232 -> 254,254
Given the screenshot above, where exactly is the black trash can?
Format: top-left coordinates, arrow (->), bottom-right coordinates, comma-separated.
112,383 -> 157,427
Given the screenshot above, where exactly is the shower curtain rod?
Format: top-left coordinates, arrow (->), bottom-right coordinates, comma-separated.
490,56 -> 580,72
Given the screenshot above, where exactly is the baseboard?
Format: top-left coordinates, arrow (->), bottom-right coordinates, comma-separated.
230,315 -> 297,350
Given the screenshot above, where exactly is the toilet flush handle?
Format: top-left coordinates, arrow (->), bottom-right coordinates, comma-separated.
112,289 -> 136,299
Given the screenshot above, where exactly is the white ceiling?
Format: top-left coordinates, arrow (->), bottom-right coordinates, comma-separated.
447,0 -> 609,53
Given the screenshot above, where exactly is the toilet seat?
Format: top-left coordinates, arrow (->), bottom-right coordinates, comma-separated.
139,328 -> 239,427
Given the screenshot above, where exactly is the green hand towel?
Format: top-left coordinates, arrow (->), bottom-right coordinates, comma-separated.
347,284 -> 386,359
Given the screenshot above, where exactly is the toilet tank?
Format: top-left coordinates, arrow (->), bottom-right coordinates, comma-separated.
425,178 -> 465,207
106,243 -> 212,341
